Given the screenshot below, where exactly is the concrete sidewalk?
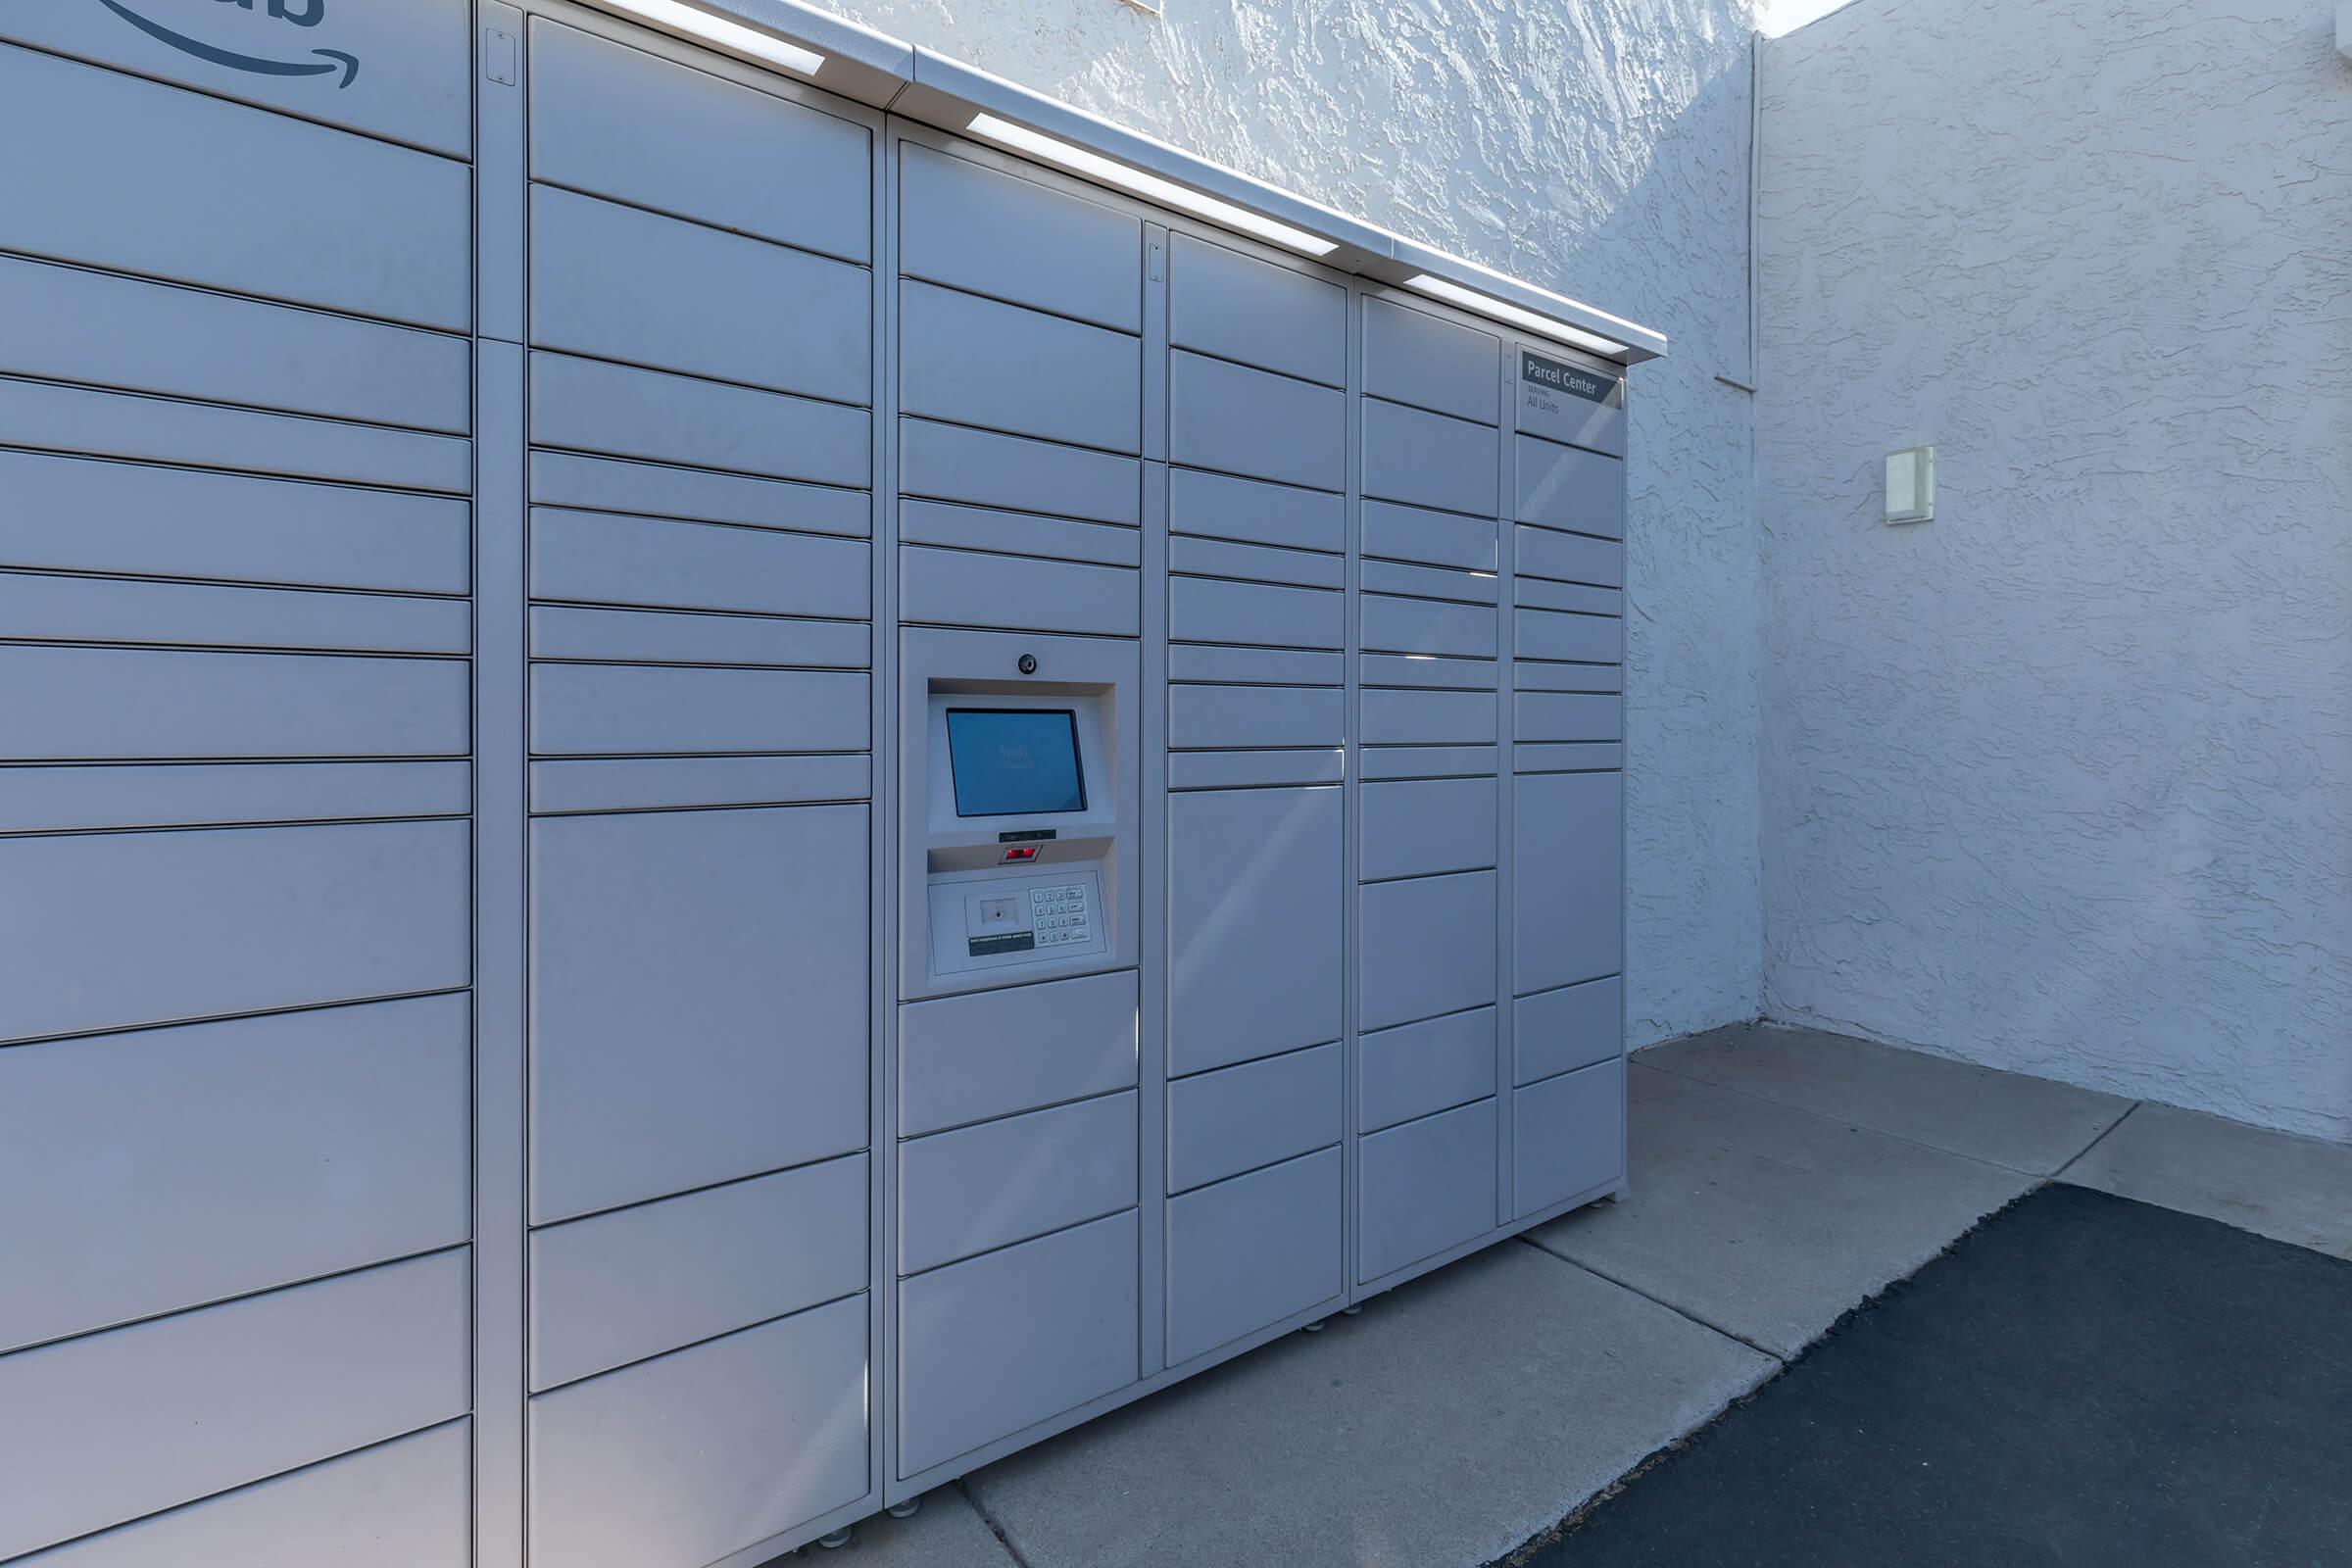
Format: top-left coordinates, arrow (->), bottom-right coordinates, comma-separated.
820,1023 -> 2352,1566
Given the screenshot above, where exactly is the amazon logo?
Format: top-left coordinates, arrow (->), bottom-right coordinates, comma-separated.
94,0 -> 360,88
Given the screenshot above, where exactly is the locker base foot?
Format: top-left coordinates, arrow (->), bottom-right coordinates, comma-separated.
1341,1304 -> 1362,1316
1301,1319 -> 1327,1333
888,1496 -> 923,1519
818,1527 -> 853,1549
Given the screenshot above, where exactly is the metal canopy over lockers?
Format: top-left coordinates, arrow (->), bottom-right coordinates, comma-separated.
0,2 -> 1647,1563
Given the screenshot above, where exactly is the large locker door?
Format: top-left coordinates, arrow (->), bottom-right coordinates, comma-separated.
1161,234 -> 1349,1367
514,14 -> 879,1566
1351,298 -> 1507,1288
0,7 -> 475,1562
1506,344 -> 1631,1220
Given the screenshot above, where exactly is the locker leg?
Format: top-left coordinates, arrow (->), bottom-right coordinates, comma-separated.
818,1527 -> 854,1549
1301,1319 -> 1327,1333
1342,1304 -> 1362,1316
888,1496 -> 923,1520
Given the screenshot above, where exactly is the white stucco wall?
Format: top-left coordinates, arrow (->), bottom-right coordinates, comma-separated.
1757,0 -> 2352,1138
818,0 -> 1768,1043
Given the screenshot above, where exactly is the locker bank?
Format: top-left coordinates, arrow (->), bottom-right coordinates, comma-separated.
0,0 -> 1663,1562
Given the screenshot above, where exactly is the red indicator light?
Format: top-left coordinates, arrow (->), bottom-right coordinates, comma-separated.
1002,845 -> 1041,862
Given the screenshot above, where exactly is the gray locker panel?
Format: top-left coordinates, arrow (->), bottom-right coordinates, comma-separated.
1361,398 -> 1501,518
0,649 -> 466,761
0,820 -> 468,1045
0,996 -> 467,1355
1168,352 -> 1347,492
900,417 -> 1140,526
901,280 -> 1142,455
1164,1147 -> 1344,1366
1357,1100 -> 1498,1283
1359,777 -> 1497,882
1361,499 -> 1499,571
0,257 -> 470,434
1168,574 -> 1344,651
529,606 -> 870,670
1360,686 -> 1500,747
1167,233 -> 1347,388
901,500 -> 1140,568
0,1251 -> 469,1561
529,187 -> 872,408
899,970 -> 1139,1139
529,17 -> 871,265
1167,466 -> 1347,555
1516,660 -> 1624,695
1358,870 -> 1499,1033
1361,297 -> 1500,425
1168,685 -> 1347,751
1515,578 -> 1624,617
1515,692 -> 1624,744
1167,787 -> 1344,1075
0,0 -> 471,158
1513,608 -> 1625,666
528,1153 -> 867,1392
1361,558 -> 1500,606
527,665 -> 868,757
1168,644 -> 1344,687
0,453 -> 471,596
14,1421 -> 470,1568
528,1297 -> 867,1568
0,45 -> 469,331
1515,977 -> 1623,1088
1517,743 -> 1626,773
1359,593 -> 1499,661
1515,436 -> 1626,539
1514,1059 -> 1626,1215
1513,772 -> 1624,995
531,507 -> 869,619
1357,1006 -> 1497,1135
0,761 -> 470,836
900,546 -> 1139,638
1358,652 -> 1499,692
531,451 -> 871,539
1513,523 -> 1624,588
899,1092 -> 1138,1275
897,1210 -> 1140,1478
530,353 -> 870,490
1168,535 -> 1347,592
1165,749 -> 1346,791
1358,745 -> 1499,781
0,378 -> 472,495
1165,1043 -> 1343,1194
900,142 -> 1142,333
530,755 -> 872,816
529,806 -> 868,1223
0,574 -> 467,657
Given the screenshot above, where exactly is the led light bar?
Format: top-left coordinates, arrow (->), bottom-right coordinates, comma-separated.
1401,273 -> 1631,360
605,0 -> 826,76
967,114 -> 1339,259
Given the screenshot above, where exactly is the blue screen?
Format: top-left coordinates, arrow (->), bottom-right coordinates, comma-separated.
946,709 -> 1087,818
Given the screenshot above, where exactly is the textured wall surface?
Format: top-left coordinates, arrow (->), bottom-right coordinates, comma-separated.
1758,0 -> 2352,1138
819,0 -> 1767,1043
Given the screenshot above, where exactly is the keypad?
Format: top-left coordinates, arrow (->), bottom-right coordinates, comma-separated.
1027,883 -> 1093,948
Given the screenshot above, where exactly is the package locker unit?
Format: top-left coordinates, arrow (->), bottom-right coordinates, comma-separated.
0,1 -> 1657,1563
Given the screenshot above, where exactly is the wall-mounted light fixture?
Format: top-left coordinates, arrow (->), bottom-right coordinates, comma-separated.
600,0 -> 827,76
964,114 -> 1338,257
1400,273 -> 1632,360
1885,446 -> 1936,524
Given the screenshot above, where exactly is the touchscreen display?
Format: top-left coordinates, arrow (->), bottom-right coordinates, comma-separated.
946,709 -> 1087,818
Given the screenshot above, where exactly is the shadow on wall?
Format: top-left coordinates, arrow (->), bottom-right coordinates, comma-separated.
1754,0 -> 2352,1142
